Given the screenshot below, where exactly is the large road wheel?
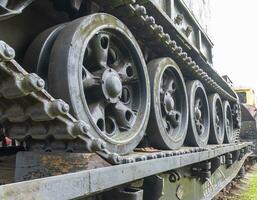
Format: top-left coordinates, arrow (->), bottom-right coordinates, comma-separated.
48,14 -> 150,154
208,93 -> 225,144
223,101 -> 234,143
147,58 -> 188,150
185,80 -> 210,147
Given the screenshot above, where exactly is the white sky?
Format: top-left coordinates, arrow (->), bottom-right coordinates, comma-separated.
211,1 -> 257,91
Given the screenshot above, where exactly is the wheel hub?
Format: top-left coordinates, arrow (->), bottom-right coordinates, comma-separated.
216,115 -> 220,124
195,108 -> 202,120
164,92 -> 175,114
102,69 -> 122,103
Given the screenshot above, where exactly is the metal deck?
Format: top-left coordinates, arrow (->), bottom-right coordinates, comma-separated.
0,142 -> 251,200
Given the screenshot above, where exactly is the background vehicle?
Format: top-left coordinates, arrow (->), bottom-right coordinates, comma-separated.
234,87 -> 257,154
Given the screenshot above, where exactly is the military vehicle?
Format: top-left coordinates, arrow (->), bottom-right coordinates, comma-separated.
0,1 -> 254,199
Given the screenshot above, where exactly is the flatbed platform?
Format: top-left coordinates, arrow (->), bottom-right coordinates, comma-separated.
0,142 -> 252,200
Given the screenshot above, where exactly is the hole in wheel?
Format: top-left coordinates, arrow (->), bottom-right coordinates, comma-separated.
198,100 -> 202,108
126,65 -> 134,77
197,124 -> 204,135
121,87 -> 131,104
108,48 -> 117,65
166,121 -> 171,132
82,67 -> 87,79
85,47 -> 89,57
97,119 -> 104,131
171,82 -> 176,91
106,117 -> 116,135
125,110 -> 133,122
101,36 -> 109,49
175,113 -> 180,121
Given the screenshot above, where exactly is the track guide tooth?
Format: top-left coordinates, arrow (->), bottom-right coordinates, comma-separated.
145,15 -> 155,25
134,4 -> 147,15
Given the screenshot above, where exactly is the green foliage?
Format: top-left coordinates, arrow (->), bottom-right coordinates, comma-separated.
240,171 -> 257,200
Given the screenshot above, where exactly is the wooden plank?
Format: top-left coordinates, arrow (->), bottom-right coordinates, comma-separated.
15,152 -> 111,182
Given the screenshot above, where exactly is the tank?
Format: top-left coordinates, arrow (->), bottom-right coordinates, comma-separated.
0,0 -> 241,160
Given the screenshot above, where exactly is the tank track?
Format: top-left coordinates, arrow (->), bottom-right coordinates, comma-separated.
0,41 -> 116,158
94,0 -> 237,102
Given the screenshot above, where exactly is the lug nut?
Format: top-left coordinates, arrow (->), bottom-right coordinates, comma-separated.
37,79 -> 45,88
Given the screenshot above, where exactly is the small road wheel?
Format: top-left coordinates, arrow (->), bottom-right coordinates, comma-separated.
208,93 -> 225,144
147,58 -> 188,150
223,101 -> 234,143
185,80 -> 210,147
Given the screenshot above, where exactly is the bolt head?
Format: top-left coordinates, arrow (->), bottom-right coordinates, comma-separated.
37,79 -> 45,88
169,174 -> 176,183
4,46 -> 15,58
62,103 -> 69,113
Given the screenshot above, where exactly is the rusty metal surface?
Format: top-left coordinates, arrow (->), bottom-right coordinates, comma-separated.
0,142 -> 251,200
15,152 -> 111,182
0,155 -> 15,185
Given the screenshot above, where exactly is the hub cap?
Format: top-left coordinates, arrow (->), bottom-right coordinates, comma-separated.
102,69 -> 122,103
